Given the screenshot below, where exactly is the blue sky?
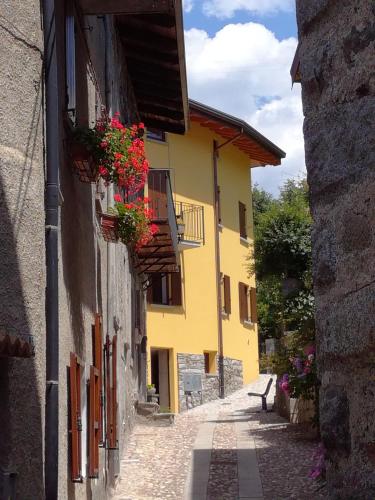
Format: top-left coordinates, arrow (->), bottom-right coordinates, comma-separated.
182,1 -> 305,195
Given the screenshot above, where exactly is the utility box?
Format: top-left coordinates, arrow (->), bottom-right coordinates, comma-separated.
183,370 -> 202,393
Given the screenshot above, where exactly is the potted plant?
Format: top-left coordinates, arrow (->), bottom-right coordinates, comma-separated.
147,384 -> 156,396
70,112 -> 149,190
100,195 -> 158,249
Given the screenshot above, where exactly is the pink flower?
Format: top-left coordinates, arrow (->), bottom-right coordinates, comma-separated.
100,141 -> 108,149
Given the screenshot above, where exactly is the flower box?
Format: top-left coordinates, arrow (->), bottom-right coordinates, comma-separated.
100,213 -> 119,243
70,141 -> 97,183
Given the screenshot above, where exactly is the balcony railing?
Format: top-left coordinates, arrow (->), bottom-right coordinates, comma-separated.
175,202 -> 205,245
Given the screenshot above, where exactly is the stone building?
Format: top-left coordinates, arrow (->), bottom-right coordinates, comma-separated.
295,1 -> 375,497
0,1 -> 187,499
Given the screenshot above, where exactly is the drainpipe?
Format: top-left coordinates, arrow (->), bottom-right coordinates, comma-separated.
213,132 -> 243,400
43,1 -> 61,498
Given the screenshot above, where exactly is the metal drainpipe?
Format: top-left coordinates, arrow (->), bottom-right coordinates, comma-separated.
43,0 -> 61,498
213,132 -> 243,399
213,140 -> 225,399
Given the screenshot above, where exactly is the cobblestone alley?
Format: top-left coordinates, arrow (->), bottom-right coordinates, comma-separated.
112,376 -> 327,500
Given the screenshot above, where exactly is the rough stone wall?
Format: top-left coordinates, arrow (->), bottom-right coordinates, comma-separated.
223,357 -> 243,397
0,3 -> 45,499
177,354 -> 243,411
296,1 -> 375,497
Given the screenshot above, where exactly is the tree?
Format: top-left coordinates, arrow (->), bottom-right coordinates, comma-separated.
250,180 -> 314,343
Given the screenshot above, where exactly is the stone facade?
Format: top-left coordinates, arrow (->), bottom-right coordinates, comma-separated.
177,353 -> 243,411
296,1 -> 375,497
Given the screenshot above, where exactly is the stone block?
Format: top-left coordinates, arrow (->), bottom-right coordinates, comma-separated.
320,385 -> 350,455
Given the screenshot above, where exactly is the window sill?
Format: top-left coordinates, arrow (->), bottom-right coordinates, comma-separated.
149,304 -> 177,309
146,137 -> 168,145
205,373 -> 218,378
240,237 -> 250,246
243,320 -> 255,328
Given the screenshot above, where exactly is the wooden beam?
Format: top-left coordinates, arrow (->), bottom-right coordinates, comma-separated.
80,0 -> 174,15
138,103 -> 184,121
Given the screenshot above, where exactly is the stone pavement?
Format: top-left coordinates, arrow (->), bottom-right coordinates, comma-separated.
112,376 -> 327,500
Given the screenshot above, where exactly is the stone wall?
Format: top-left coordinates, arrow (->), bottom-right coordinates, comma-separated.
296,1 -> 375,497
177,353 -> 243,411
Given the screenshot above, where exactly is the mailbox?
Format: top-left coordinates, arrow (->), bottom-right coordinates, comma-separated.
183,370 -> 202,393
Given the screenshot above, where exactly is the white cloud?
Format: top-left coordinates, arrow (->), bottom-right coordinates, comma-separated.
185,22 -> 305,195
183,0 -> 194,13
202,0 -> 295,18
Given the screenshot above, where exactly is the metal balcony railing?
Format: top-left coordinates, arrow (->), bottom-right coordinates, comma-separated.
175,201 -> 205,245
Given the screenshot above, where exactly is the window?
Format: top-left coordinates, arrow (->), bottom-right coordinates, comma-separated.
65,10 -> 76,122
239,201 -> 247,239
92,314 -> 103,445
69,352 -> 83,482
239,283 -> 258,324
204,352 -> 217,374
146,128 -> 166,142
221,274 -> 231,315
88,366 -> 100,478
147,269 -> 182,306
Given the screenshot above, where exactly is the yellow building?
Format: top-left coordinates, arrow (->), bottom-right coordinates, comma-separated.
144,101 -> 284,413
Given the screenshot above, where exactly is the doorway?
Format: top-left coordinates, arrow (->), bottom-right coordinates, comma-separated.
151,348 -> 171,410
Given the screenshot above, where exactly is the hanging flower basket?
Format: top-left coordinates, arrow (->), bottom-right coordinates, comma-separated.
100,213 -> 119,243
72,113 -> 148,192
100,195 -> 158,249
70,141 -> 97,183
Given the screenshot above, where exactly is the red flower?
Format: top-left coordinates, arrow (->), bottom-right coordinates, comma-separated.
99,166 -> 109,176
100,141 -> 108,149
138,122 -> 145,129
114,194 -> 123,203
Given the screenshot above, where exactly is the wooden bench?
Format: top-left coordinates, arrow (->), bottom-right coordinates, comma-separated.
248,378 -> 273,411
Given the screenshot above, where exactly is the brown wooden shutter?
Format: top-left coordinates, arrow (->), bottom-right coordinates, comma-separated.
171,268 -> 182,306
217,186 -> 222,224
239,202 -> 247,239
223,275 -> 231,314
105,334 -> 112,448
69,352 -> 82,482
239,283 -> 249,322
110,335 -> 118,449
146,279 -> 153,304
89,366 -> 100,478
250,287 -> 258,324
93,314 -> 103,445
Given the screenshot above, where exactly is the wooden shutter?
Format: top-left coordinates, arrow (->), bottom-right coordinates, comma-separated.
204,353 -> 210,374
89,366 -> 100,478
105,334 -> 112,448
217,186 -> 222,224
69,352 -> 82,482
250,287 -> 258,324
110,335 -> 118,449
146,281 -> 153,304
93,314 -> 103,444
239,283 -> 249,322
239,202 -> 247,239
171,268 -> 182,306
223,275 -> 231,314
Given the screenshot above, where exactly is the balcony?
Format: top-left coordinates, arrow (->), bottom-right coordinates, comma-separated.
175,202 -> 205,249
136,170 -> 179,274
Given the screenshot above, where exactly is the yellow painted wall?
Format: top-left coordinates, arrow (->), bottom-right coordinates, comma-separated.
145,122 -> 259,412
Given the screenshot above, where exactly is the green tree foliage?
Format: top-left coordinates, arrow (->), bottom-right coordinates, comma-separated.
250,179 -> 314,343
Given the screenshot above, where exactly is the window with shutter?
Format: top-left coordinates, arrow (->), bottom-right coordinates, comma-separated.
250,287 -> 258,324
239,202 -> 247,239
69,352 -> 83,482
93,314 -> 104,445
89,366 -> 100,478
239,282 -> 249,322
223,275 -> 231,315
171,268 -> 182,306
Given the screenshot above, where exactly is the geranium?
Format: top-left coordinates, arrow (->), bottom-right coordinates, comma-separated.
74,113 -> 148,193
110,195 -> 158,250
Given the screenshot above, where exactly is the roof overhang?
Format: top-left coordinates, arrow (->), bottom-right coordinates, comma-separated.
290,43 -> 301,85
189,100 -> 285,166
79,1 -> 188,134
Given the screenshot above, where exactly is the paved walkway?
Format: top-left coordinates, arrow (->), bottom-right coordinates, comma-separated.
112,376 -> 327,500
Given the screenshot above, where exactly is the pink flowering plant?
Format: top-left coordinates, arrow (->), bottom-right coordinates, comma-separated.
110,194 -> 158,250
279,344 -> 318,401
73,112 -> 149,193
